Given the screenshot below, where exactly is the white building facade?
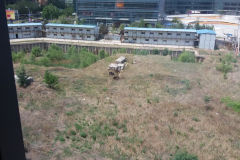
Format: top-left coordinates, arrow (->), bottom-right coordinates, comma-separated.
8,23 -> 42,39
45,23 -> 99,41
197,30 -> 216,50
124,27 -> 197,46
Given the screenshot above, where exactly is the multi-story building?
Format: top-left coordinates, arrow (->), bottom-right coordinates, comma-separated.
75,0 -> 163,24
45,23 -> 99,41
8,23 -> 42,39
123,27 -> 216,50
124,27 -> 197,46
165,0 -> 240,14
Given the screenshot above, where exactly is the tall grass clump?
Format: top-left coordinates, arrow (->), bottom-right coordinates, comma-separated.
216,53 -> 236,79
178,51 -> 195,63
171,150 -> 198,160
221,97 -> 240,113
46,44 -> 65,61
31,46 -> 42,57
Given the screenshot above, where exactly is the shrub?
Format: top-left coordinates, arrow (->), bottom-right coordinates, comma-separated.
153,49 -> 160,55
16,65 -> 30,88
44,71 -> 59,89
221,97 -> 240,113
171,150 -> 198,160
222,54 -> 237,63
99,50 -> 107,59
80,132 -> 87,138
12,51 -> 25,63
46,44 -> 65,61
162,48 -> 169,56
31,47 -> 42,57
216,63 -> 232,74
178,51 -> 195,63
36,57 -> 51,66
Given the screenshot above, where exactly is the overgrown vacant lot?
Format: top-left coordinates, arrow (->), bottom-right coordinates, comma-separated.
15,54 -> 240,160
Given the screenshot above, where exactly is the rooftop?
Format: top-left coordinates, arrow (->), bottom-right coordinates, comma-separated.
8,23 -> 42,27
46,23 -> 97,28
197,29 -> 216,35
124,27 -> 197,33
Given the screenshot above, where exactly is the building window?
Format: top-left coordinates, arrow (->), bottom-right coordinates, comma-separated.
154,39 -> 158,42
87,36 -> 91,38
125,31 -> 128,34
25,27 -> 30,30
60,28 -> 64,30
177,33 -> 181,36
9,28 -> 13,30
186,34 -> 190,36
53,28 -> 57,30
145,39 -> 149,41
176,40 -> 179,42
17,27 -> 21,30
158,32 -> 163,35
61,34 -> 64,37
87,29 -> 90,32
141,32 -> 145,34
34,27 -> 38,29
54,34 -> 57,36
79,29 -> 83,31
133,38 -> 136,41
72,28 -> 75,31
185,41 -> 190,43
167,33 -> 172,35
150,32 -> 154,35
163,40 -> 167,42
125,38 -> 128,40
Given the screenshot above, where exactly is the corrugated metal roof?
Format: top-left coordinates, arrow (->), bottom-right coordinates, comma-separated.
197,29 -> 216,35
8,23 -> 42,27
46,23 -> 97,28
124,27 -> 197,33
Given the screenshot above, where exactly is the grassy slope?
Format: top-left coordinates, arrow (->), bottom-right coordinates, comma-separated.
15,54 -> 240,160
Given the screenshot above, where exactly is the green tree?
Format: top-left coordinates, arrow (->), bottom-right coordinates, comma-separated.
178,51 -> 195,63
47,0 -> 65,9
62,7 -> 74,17
44,71 -> 59,89
16,65 -> 30,88
42,4 -> 60,20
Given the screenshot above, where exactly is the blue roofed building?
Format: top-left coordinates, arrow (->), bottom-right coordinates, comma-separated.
123,27 -> 216,50
45,23 -> 99,41
8,23 -> 42,39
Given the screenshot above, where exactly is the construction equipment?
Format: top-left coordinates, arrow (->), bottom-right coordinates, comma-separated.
108,56 -> 127,79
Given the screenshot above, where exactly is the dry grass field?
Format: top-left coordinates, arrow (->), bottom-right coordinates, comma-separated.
15,54 -> 240,160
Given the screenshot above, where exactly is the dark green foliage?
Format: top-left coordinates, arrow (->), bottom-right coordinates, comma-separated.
16,65 -> 30,88
204,96 -> 211,104
31,47 -> 42,57
44,71 -> 59,89
99,50 -> 107,59
221,97 -> 240,113
178,51 -> 195,63
36,57 -> 51,66
12,51 -> 25,63
99,24 -> 109,35
6,0 -> 40,14
171,150 -> 198,160
46,44 -> 65,61
80,132 -> 87,138
42,4 -> 61,20
153,49 -> 160,55
162,48 -> 169,56
216,54 -> 236,79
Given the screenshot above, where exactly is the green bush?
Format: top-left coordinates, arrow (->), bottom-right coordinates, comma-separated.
216,63 -> 232,74
31,46 -> 42,57
221,97 -> 240,113
44,71 -> 59,89
153,49 -> 160,55
99,50 -> 107,59
222,54 -> 237,63
12,51 -> 25,63
178,51 -> 195,63
171,150 -> 198,160
36,57 -> 51,66
16,65 -> 30,88
46,44 -> 65,61
162,48 -> 169,56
